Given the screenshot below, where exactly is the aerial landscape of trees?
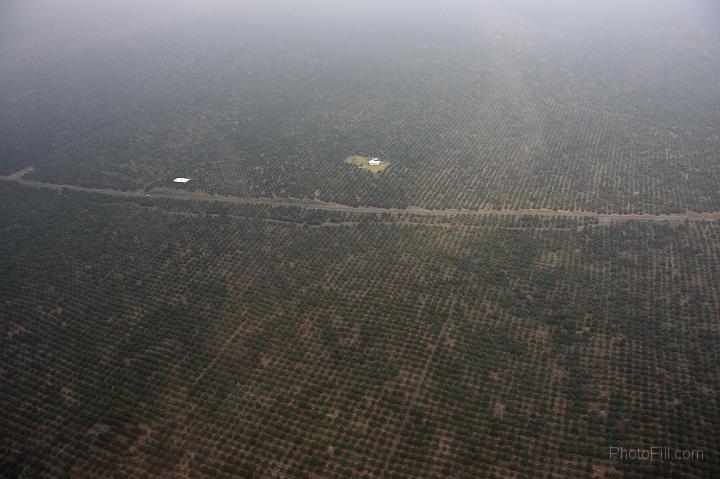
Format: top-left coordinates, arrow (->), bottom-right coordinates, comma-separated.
2,183 -> 718,478
3,6 -> 719,215
2,1 -> 719,478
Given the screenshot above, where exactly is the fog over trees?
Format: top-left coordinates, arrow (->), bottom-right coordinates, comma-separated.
3,0 -> 719,153
2,1 -> 719,478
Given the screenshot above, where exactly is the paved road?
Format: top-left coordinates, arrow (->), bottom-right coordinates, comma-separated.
3,171 -> 720,223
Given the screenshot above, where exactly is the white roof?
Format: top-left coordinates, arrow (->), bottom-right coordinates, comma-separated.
173,177 -> 191,183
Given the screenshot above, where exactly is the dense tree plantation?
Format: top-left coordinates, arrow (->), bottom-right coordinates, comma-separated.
2,182 -> 718,478
4,12 -> 720,214
3,2 -> 720,477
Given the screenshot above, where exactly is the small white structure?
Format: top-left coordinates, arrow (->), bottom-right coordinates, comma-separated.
173,177 -> 191,183
368,157 -> 381,166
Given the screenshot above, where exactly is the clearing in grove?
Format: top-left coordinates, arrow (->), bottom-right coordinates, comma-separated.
344,155 -> 390,173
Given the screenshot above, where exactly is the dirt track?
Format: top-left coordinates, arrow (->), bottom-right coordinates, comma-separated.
3,169 -> 720,223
